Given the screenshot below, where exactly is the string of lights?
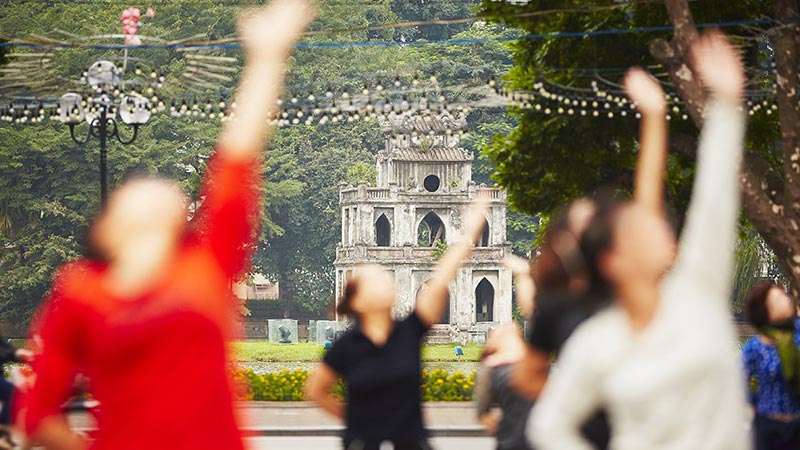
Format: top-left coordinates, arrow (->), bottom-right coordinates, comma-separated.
0,68 -> 786,128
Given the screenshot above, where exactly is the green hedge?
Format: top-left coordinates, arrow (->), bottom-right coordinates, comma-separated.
233,368 -> 476,402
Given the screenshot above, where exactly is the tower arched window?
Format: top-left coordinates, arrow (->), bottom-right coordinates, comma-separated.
375,214 -> 391,247
478,218 -> 490,247
475,278 -> 495,322
418,212 -> 446,247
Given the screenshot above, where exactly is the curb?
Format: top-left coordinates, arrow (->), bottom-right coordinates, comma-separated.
72,426 -> 488,438
241,426 -> 487,438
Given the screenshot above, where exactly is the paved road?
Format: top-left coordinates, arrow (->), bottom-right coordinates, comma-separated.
246,436 -> 495,450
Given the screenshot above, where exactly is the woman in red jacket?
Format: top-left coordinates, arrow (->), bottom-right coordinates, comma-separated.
21,2 -> 315,449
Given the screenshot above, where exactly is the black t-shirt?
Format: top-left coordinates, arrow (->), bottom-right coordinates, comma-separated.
527,291 -> 611,450
527,291 -> 608,354
323,311 -> 429,447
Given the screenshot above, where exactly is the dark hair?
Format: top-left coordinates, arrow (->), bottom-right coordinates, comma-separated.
337,277 -> 359,317
532,206 -> 574,292
743,280 -> 780,329
578,190 -> 626,298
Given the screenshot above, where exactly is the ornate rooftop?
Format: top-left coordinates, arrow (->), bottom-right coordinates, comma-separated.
379,112 -> 467,135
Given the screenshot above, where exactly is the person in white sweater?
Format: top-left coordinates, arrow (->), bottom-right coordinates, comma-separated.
529,30 -> 751,450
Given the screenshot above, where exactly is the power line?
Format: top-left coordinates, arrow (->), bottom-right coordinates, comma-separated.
2,17 -> 797,51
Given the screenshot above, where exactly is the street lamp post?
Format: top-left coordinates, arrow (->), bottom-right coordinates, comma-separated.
57,60 -> 153,206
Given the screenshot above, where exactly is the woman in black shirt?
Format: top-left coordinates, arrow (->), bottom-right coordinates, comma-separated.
307,198 -> 489,450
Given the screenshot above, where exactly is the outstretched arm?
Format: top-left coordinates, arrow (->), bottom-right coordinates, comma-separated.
416,197 -> 490,328
306,363 -> 345,420
671,30 -> 746,298
218,0 -> 315,160
192,0 -> 315,277
625,67 -> 668,216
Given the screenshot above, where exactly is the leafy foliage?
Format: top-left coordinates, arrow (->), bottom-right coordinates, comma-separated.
0,1 -> 537,327
432,239 -> 448,261
476,0 -> 779,219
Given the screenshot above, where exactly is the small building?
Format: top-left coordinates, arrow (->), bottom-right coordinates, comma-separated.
334,113 -> 512,343
233,273 -> 279,301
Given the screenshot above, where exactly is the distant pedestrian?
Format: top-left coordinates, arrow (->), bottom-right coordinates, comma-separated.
742,281 -> 800,450
477,325 -> 535,450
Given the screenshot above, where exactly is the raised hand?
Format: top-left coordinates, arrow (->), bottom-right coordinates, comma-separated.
483,324 -> 527,368
624,67 -> 666,115
626,67 -> 669,215
691,30 -> 745,105
238,0 -> 316,57
462,195 -> 491,242
504,255 -> 536,319
220,0 -> 316,156
503,254 -> 531,276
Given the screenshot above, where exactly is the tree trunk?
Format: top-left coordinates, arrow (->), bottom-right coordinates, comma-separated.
279,271 -> 293,319
652,0 -> 800,298
770,0 -> 800,297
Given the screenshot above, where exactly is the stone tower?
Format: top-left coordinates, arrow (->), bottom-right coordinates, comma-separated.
334,113 -> 513,343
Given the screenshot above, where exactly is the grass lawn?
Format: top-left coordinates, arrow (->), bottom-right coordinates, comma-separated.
232,341 -> 483,362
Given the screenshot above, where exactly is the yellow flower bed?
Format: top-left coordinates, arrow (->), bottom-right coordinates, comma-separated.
233,367 -> 476,401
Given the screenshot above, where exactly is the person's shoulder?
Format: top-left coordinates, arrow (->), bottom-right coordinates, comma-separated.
398,310 -> 429,333
575,304 -> 625,333
490,363 -> 514,384
563,306 -> 626,354
742,335 -> 762,352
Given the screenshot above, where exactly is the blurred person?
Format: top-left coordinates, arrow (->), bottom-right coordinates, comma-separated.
742,281 -> 800,450
485,63 -> 671,450
475,256 -> 536,450
306,198 -> 489,450
20,2 -> 316,450
0,339 -> 32,449
530,30 -> 751,450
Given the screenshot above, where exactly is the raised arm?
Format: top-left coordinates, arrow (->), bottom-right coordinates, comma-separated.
306,363 -> 345,420
504,255 -> 536,320
671,30 -> 746,297
218,0 -> 315,160
416,197 -> 490,328
625,67 -> 668,216
191,0 -> 315,277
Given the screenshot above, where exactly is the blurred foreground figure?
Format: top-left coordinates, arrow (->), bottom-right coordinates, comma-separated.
530,30 -> 751,450
483,62 -> 672,450
742,282 -> 800,450
20,2 -> 315,449
306,199 -> 489,450
475,259 -> 536,450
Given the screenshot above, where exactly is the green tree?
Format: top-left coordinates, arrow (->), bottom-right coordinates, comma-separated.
391,0 -> 479,42
253,125 -> 379,317
478,0 -> 800,296
0,0 -> 539,326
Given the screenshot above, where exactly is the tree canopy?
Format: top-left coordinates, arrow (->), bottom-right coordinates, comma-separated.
0,0 -> 535,325
478,0 -> 800,296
